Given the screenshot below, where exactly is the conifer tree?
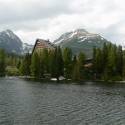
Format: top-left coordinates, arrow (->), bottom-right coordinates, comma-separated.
0,49 -> 6,76
19,53 -> 31,76
93,48 -> 103,78
63,48 -> 72,79
77,52 -> 85,80
30,52 -> 40,78
107,45 -> 117,77
72,61 -> 80,81
42,48 -> 49,73
122,50 -> 125,78
52,46 -> 64,82
116,45 -> 123,76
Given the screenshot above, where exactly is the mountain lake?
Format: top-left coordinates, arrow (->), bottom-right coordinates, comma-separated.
0,77 -> 125,125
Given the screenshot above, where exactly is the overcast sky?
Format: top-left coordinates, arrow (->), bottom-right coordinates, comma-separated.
0,0 -> 125,45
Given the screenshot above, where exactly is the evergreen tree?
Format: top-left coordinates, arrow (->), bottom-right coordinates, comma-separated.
77,52 -> 86,80
116,45 -> 123,76
63,48 -> 72,79
42,48 -> 49,73
17,60 -> 21,69
24,53 -> 31,76
102,43 -> 108,73
39,50 -> 45,77
72,55 -> 77,65
19,53 -> 31,76
122,50 -> 125,78
0,49 -> 6,76
72,61 -> 80,81
56,46 -> 64,77
19,59 -> 25,75
30,52 -> 40,78
107,45 -> 117,77
52,47 -> 64,82
93,48 -> 103,78
49,49 -> 55,77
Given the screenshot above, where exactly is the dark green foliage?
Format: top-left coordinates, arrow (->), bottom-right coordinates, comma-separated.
30,47 -> 64,81
56,47 -> 64,77
72,61 -> 80,81
116,45 -> 123,76
20,53 -> 31,76
122,51 -> 125,78
63,48 -> 72,79
77,52 -> 86,80
42,48 -> 49,73
0,49 -> 6,76
49,50 -> 56,77
51,47 -> 64,81
93,43 -> 124,81
93,48 -> 103,78
0,41 -> 124,83
30,52 -> 40,78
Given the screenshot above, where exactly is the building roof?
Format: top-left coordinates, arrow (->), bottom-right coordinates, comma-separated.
32,39 -> 55,54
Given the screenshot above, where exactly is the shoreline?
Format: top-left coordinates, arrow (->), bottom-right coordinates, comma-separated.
3,76 -> 125,84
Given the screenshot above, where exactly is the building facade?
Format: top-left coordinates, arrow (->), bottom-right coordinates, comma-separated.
32,39 -> 55,54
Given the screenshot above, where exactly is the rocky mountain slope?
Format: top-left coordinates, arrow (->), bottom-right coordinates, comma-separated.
0,30 -> 33,54
54,29 -> 110,57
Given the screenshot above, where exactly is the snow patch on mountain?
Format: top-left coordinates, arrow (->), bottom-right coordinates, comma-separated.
54,29 -> 102,45
55,39 -> 64,44
69,31 -> 78,38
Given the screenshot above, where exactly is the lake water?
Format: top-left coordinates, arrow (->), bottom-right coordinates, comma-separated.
0,78 -> 125,125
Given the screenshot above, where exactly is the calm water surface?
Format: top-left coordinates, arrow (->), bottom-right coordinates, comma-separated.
0,77 -> 125,125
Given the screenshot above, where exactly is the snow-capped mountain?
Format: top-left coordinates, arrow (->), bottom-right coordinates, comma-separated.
54,29 -> 110,57
0,29 -> 33,54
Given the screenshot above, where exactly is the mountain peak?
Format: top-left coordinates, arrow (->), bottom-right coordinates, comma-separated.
54,28 -> 97,44
1,29 -> 17,39
5,29 -> 13,33
54,28 -> 110,57
73,29 -> 88,34
0,29 -> 33,54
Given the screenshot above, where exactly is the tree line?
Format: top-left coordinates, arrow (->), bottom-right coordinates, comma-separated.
19,47 -> 86,82
0,43 -> 125,82
0,49 -> 22,76
93,43 -> 124,81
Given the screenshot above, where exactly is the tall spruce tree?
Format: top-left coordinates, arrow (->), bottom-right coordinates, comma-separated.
30,52 -> 40,78
19,53 -> 31,76
122,50 -> 125,78
77,52 -> 86,80
107,45 -> 117,77
93,48 -> 103,79
116,45 -> 123,76
72,61 -> 80,81
0,49 -> 6,76
42,48 -> 49,73
63,48 -> 72,79
52,47 -> 64,82
49,49 -> 55,77
39,50 -> 45,77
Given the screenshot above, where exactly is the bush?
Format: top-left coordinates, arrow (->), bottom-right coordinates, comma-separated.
6,66 -> 19,76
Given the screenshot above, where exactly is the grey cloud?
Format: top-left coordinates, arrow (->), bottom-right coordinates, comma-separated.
0,0 -> 73,24
0,0 -> 125,45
